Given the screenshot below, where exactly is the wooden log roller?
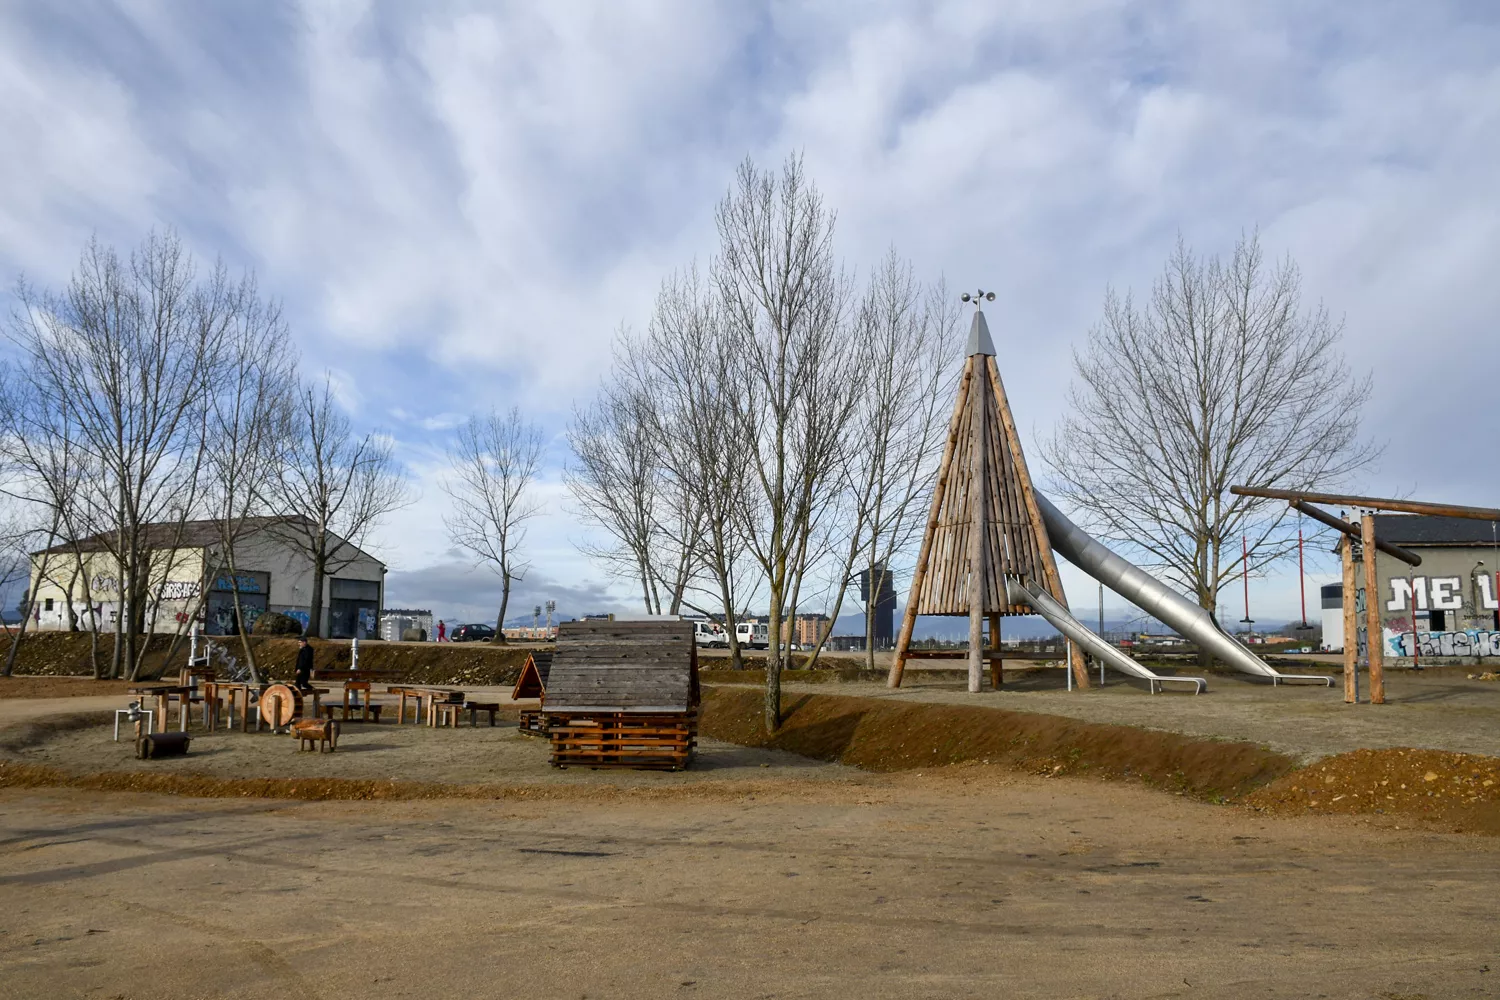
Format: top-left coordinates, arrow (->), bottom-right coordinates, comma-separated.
257,683 -> 303,731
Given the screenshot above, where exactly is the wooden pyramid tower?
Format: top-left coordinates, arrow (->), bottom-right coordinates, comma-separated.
888,302 -> 1090,692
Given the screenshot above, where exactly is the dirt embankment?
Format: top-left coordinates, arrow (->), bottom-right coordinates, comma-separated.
1245,748 -> 1500,834
0,632 -> 537,686
698,686 -> 1296,800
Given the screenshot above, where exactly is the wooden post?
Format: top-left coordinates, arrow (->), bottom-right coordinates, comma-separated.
1361,515 -> 1385,704
1341,534 -> 1357,703
986,358 -> 1089,689
989,612 -> 1003,689
968,357 -> 987,694
889,359 -> 974,688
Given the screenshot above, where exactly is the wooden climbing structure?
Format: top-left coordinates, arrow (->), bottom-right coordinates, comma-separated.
889,298 -> 1090,692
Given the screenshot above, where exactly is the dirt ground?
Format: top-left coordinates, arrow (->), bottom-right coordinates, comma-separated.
2,681 -> 1500,997
3,771 -> 1499,999
2,711 -> 855,790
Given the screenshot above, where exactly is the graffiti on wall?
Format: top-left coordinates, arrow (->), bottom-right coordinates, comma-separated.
1386,575 -> 1500,612
158,581 -> 201,601
1385,628 -> 1500,658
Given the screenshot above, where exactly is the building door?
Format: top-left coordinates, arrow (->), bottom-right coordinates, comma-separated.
329,578 -> 379,639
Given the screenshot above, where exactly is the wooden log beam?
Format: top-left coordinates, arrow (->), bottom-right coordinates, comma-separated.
1361,515 -> 1385,705
1231,486 -> 1500,521
1291,500 -> 1421,567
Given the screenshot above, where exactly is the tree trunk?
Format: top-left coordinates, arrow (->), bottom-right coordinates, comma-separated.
2,593 -> 32,677
224,548 -> 263,685
764,583 -> 784,733
308,556 -> 326,638
495,573 -> 511,644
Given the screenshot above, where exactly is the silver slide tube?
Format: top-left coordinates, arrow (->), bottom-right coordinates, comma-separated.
1034,493 -> 1332,687
1005,578 -> 1205,694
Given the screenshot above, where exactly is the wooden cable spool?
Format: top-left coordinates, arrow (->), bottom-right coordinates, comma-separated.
258,683 -> 303,729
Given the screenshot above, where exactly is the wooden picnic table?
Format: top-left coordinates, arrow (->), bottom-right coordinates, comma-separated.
127,685 -> 191,733
385,686 -> 465,726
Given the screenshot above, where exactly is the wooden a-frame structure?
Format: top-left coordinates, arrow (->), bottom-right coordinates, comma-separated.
888,303 -> 1090,692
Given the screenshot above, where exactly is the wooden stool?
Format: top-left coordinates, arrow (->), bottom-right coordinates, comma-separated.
464,701 -> 500,727
431,702 -> 462,728
291,718 -> 338,752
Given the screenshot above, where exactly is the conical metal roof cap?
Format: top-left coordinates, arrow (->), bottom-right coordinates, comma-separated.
965,308 -> 996,356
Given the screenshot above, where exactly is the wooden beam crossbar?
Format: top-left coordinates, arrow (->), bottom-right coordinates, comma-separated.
1231,486 -> 1500,521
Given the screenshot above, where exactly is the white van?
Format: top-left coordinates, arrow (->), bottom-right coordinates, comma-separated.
693,620 -> 729,647
734,621 -> 770,649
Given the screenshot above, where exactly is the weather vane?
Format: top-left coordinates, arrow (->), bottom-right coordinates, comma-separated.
960,289 -> 996,308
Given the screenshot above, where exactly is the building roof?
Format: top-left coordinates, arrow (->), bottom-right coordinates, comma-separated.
31,515 -> 384,569
1373,513 -> 1500,547
544,619 -> 699,712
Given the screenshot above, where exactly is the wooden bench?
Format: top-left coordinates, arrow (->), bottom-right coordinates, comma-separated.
463,701 -> 500,727
291,718 -> 339,753
321,703 -> 382,724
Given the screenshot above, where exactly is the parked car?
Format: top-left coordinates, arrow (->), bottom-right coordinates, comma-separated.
735,621 -> 770,649
450,623 -> 496,642
693,621 -> 729,647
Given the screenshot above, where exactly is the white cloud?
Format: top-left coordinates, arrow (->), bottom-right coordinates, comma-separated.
2,2 -> 1498,621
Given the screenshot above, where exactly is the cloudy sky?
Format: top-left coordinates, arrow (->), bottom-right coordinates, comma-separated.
3,1 -> 1498,629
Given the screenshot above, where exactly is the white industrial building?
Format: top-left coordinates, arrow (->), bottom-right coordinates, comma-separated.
27,516 -> 386,639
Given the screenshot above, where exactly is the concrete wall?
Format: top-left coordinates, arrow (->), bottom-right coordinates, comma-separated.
1330,543 -> 1500,663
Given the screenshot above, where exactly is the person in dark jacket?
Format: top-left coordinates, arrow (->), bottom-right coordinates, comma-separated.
294,636 -> 315,689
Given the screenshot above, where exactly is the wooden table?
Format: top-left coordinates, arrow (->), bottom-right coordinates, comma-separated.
386,687 -> 464,726
127,685 -> 191,733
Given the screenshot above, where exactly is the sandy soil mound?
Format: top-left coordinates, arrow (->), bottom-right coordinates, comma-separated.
699,686 -> 1296,800
1245,747 -> 1500,834
1,632 -> 537,685
0,675 -> 138,698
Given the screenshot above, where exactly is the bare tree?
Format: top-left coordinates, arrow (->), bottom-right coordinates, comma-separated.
714,155 -> 863,732
4,231 -> 234,678
566,369 -> 700,615
443,407 -> 544,641
200,279 -> 297,682
270,376 -> 409,638
628,264 -> 758,670
808,256 -> 961,672
1042,232 -> 1378,635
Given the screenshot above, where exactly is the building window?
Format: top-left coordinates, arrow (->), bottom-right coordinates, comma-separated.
1430,609 -> 1446,631
43,598 -> 54,611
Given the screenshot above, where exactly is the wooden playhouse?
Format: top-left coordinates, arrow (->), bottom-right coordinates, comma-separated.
510,650 -> 554,736
543,619 -> 700,770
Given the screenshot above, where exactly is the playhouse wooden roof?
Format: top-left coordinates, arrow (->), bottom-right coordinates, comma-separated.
511,650 -> 554,700
543,619 -> 700,713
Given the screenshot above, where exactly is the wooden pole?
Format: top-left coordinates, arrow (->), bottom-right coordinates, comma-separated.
989,612 -> 1003,689
1341,534 -> 1357,703
1291,500 -> 1421,566
968,359 -> 987,694
986,358 -> 1089,689
888,359 -> 974,688
1361,514 -> 1385,704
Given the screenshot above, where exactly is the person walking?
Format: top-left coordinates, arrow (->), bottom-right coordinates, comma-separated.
294,635 -> 315,689
437,620 -> 447,642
